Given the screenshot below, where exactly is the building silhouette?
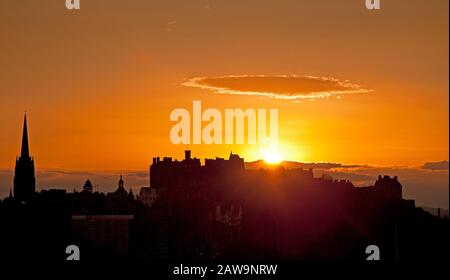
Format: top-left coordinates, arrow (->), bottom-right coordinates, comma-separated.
137,187 -> 159,207
13,114 -> 35,202
82,179 -> 93,193
1,116 -> 448,261
146,150 -> 436,260
105,175 -> 136,214
374,175 -> 402,199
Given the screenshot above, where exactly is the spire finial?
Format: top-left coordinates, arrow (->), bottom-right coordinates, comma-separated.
118,175 -> 124,190
21,113 -> 30,158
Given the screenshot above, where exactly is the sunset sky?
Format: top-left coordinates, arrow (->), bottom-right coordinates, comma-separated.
0,1 -> 448,206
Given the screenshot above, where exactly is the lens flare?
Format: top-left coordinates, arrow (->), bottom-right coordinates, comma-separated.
262,149 -> 282,164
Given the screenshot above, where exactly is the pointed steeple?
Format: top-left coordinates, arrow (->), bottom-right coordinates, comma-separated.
21,113 -> 30,158
118,175 -> 124,191
14,113 -> 36,202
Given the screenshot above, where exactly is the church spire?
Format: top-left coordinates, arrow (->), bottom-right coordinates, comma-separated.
14,113 -> 35,202
21,113 -> 30,158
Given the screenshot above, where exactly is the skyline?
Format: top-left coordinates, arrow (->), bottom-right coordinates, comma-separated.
0,1 -> 448,208
0,114 -> 448,209
3,119 -> 446,263
1,0 -> 449,269
0,0 -> 448,170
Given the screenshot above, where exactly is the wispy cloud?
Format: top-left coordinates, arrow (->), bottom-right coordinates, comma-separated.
166,20 -> 177,32
182,75 -> 373,101
421,160 -> 449,170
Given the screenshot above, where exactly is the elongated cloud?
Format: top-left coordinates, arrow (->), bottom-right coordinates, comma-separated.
422,160 -> 449,170
182,75 -> 373,100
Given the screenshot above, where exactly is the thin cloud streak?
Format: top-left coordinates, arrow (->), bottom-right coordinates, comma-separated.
182,75 -> 374,100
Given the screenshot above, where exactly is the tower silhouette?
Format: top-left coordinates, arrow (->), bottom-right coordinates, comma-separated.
118,175 -> 125,191
13,114 -> 36,202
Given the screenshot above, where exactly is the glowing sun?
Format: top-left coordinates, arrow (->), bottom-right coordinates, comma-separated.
262,149 -> 282,164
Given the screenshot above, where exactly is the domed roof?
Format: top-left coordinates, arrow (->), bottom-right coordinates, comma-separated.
83,179 -> 93,192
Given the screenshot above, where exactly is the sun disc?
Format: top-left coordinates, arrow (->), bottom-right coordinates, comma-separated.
263,150 -> 282,164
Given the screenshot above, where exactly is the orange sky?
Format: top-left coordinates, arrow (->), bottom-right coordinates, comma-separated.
0,0 -> 448,171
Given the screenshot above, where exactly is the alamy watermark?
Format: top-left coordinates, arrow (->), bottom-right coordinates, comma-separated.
65,0 -> 80,10
170,100 -> 278,145
65,244 -> 80,260
65,1 -> 380,11
365,245 -> 380,260
365,0 -> 380,10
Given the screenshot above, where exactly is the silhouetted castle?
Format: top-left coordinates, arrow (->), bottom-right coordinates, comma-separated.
150,150 -> 245,191
147,150 -> 424,260
13,114 -> 35,202
149,150 -> 403,203
374,175 -> 402,199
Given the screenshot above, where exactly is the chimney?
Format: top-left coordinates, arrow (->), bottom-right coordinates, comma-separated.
185,150 -> 191,160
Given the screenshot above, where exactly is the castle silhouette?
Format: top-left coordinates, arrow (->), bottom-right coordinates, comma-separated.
1,114 -> 448,261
